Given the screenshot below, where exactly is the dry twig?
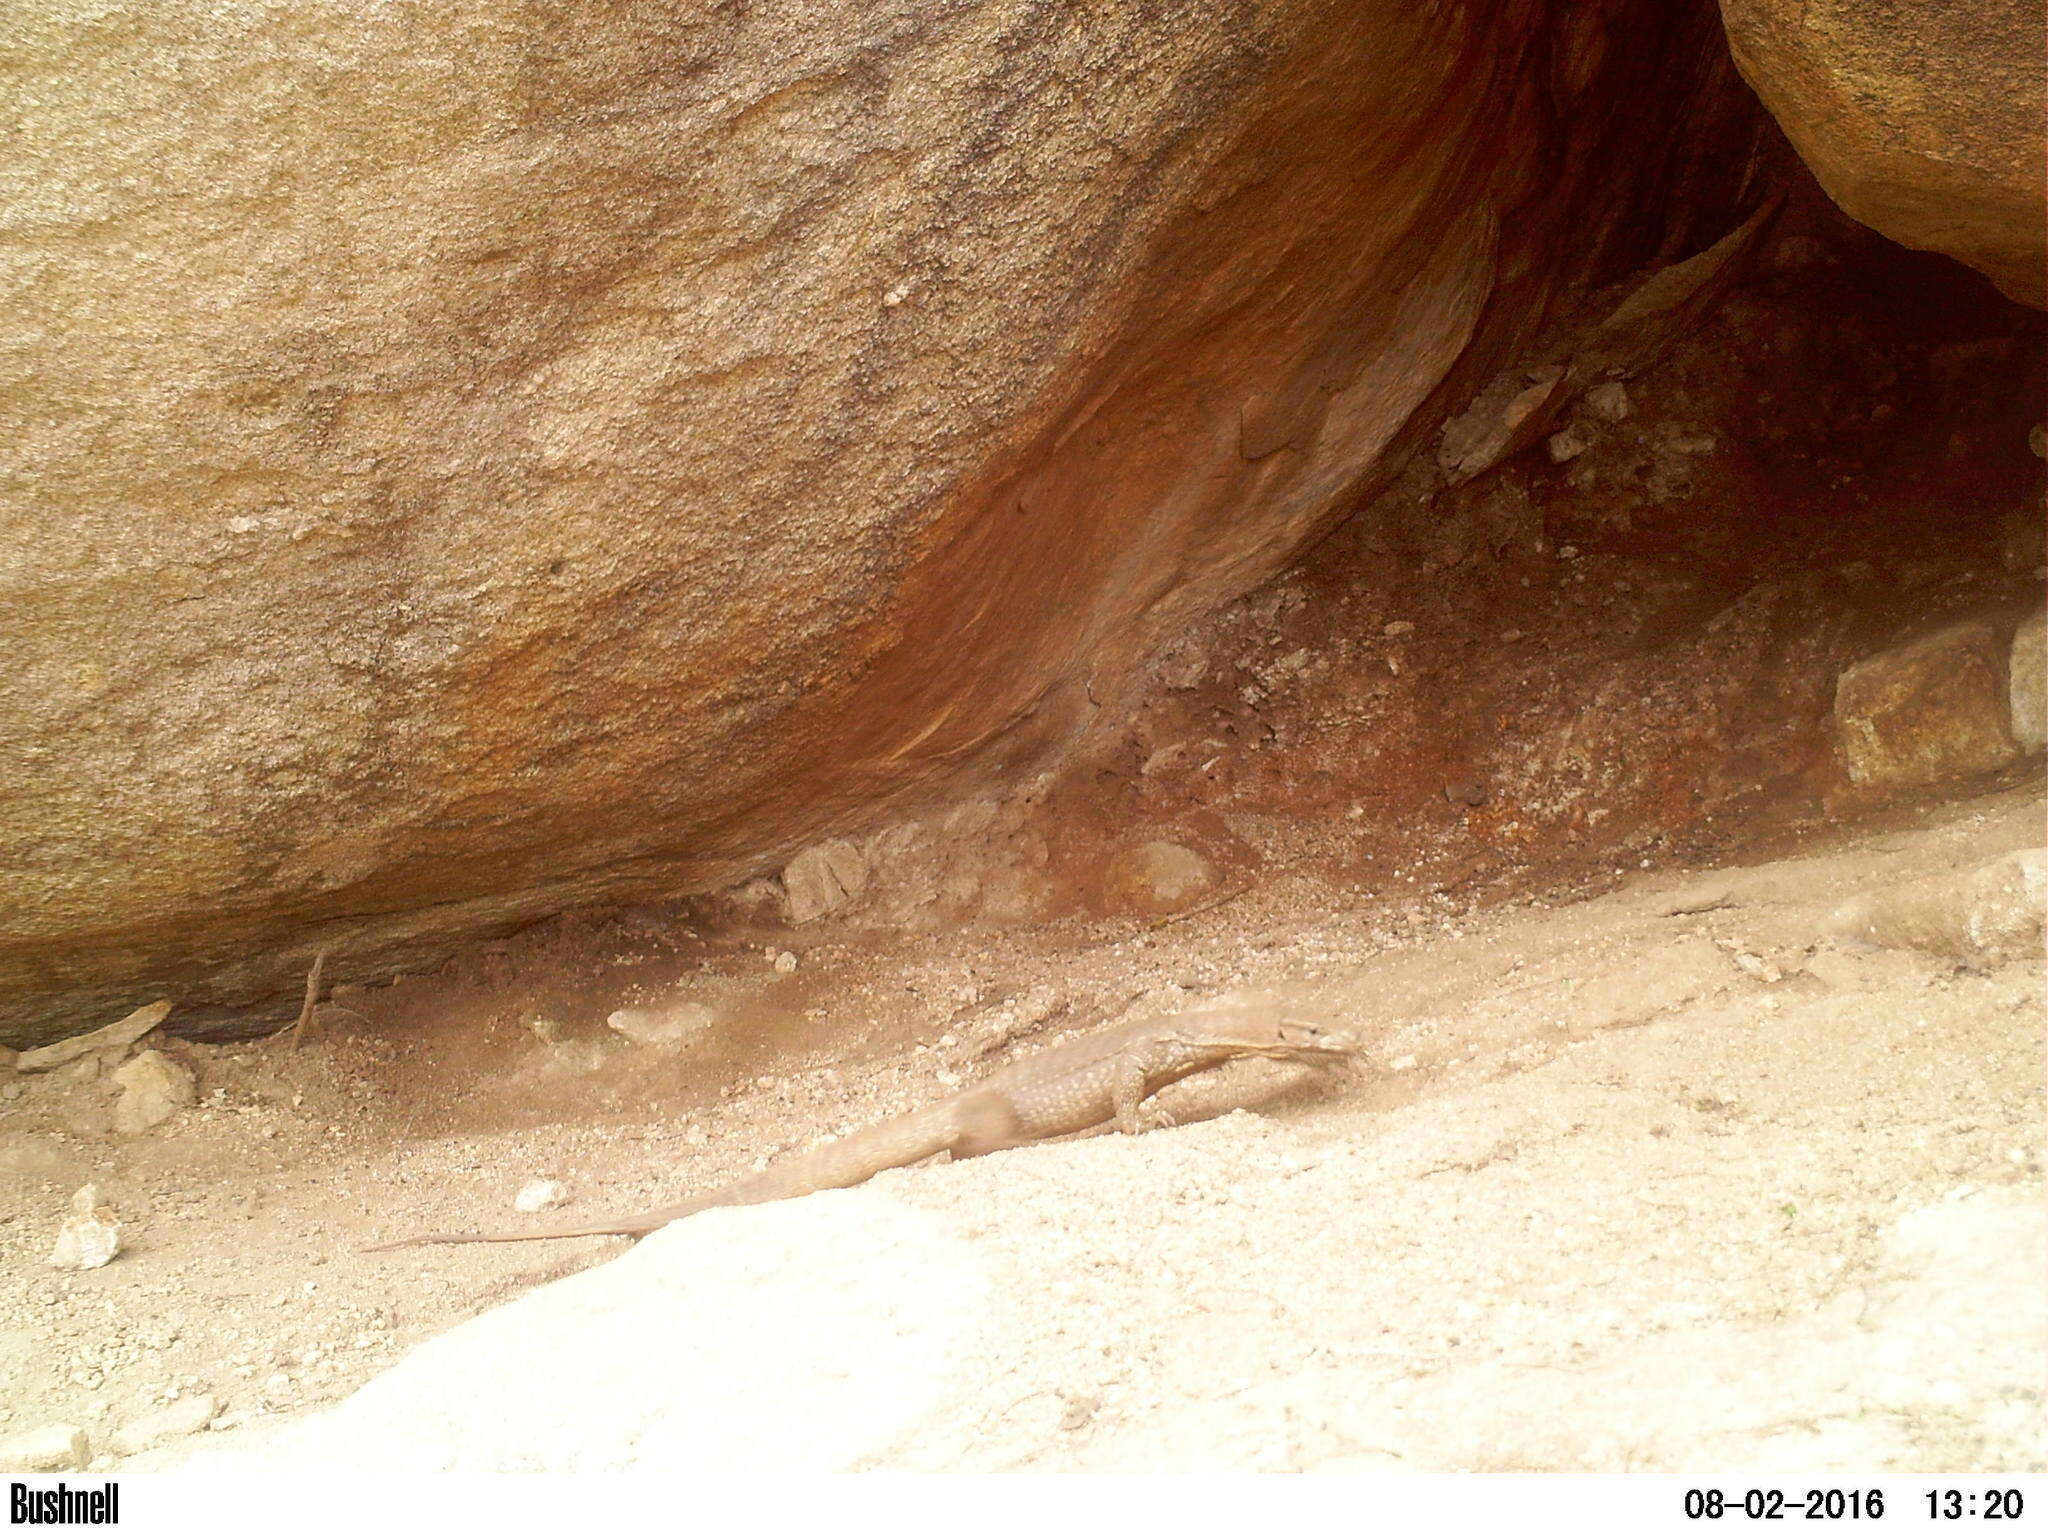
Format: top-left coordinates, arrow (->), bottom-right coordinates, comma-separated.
288,948 -> 329,1052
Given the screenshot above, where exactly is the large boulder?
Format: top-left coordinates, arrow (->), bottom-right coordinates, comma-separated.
1,0 -> 1766,1044
1720,0 -> 2046,305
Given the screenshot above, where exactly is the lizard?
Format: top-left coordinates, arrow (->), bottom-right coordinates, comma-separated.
366,1006 -> 1355,1250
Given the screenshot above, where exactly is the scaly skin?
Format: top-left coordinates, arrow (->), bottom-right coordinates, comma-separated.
367,1007 -> 1354,1250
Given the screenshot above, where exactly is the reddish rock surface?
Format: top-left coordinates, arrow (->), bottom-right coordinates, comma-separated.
1722,0 -> 2047,305
1,0 -> 1767,1044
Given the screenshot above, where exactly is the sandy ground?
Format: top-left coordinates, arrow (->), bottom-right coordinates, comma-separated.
2,781 -> 2038,1473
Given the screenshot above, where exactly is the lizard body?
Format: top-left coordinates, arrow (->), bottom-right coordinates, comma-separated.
368,1007 -> 1352,1250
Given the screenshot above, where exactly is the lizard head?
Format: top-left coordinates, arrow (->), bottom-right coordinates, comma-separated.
1269,1018 -> 1357,1057
1201,1012 -> 1356,1058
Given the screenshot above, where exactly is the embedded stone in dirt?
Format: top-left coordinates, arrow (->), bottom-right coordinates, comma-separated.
110,1048 -> 197,1136
1546,426 -> 1590,464
1583,381 -> 1631,422
1831,847 -> 2046,967
606,1002 -> 720,1050
2008,609 -> 2044,754
0,1136 -> 81,1183
0,1424 -> 89,1473
783,840 -> 871,925
1100,841 -> 1219,915
1833,621 -> 2020,788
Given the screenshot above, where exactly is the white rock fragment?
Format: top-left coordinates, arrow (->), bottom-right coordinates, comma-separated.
48,1185 -> 121,1271
514,1179 -> 570,1214
110,1394 -> 218,1456
606,1001 -> 719,1050
1139,742 -> 1186,776
0,1424 -> 89,1472
772,950 -> 799,975
111,1048 -> 197,1135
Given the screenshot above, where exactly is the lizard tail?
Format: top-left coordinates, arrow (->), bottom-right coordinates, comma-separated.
361,1216 -> 667,1252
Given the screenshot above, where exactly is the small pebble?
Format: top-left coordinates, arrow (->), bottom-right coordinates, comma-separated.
772,951 -> 798,975
514,1179 -> 570,1214
1547,427 -> 1589,463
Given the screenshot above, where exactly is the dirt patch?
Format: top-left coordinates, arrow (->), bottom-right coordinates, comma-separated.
0,783 -> 2037,1471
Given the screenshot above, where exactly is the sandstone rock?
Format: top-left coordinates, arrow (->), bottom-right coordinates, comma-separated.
606,1002 -> 720,1051
111,1049 -> 198,1136
16,1000 -> 171,1074
1101,841 -> 1219,916
1438,367 -> 1570,484
1833,622 -> 2019,788
1722,0 -> 2046,305
2008,610 -> 2044,754
514,1180 -> 570,1214
783,841 -> 870,925
1831,848 -> 2045,968
0,1424 -> 89,1473
49,1186 -> 121,1271
110,1395 -> 218,1457
1572,201 -> 1781,380
0,0 -> 1769,1048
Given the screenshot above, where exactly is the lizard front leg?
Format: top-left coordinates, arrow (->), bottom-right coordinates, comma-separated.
1111,1038 -> 1191,1135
